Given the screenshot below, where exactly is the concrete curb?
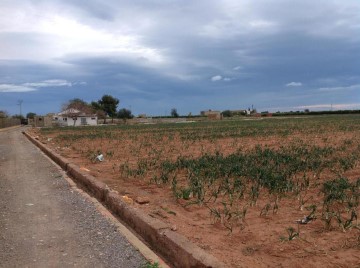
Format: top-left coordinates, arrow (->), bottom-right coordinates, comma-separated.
23,131 -> 226,268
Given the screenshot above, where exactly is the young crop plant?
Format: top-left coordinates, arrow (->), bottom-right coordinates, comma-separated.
298,192 -> 313,211
170,177 -> 193,201
321,177 -> 359,231
249,183 -> 260,206
105,150 -> 114,158
260,203 -> 271,217
142,261 -> 160,268
336,209 -> 358,232
133,159 -> 149,177
206,201 -> 248,234
280,226 -> 299,241
305,204 -> 317,221
119,161 -> 133,178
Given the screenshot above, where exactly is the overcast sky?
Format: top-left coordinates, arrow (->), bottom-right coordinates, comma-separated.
1,0 -> 360,116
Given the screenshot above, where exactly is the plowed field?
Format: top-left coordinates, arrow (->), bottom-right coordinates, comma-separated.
30,115 -> 360,267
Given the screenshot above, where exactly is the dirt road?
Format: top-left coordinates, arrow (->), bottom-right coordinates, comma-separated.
0,127 -> 146,267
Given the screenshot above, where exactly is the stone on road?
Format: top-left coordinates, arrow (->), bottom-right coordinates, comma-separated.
0,127 -> 146,267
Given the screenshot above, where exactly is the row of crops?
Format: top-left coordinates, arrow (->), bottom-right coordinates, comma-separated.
130,142 -> 359,233
41,114 -> 360,141
40,115 -> 360,234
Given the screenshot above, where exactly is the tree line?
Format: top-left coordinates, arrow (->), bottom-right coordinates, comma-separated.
0,94 -> 133,123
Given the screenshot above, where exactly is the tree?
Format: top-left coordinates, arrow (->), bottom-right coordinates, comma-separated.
91,101 -> 102,111
117,108 -> 133,122
221,110 -> 232,117
91,101 -> 106,121
12,114 -> 25,120
171,108 -> 179,118
26,112 -> 36,119
0,110 -> 9,118
97,95 -> 119,123
62,98 -> 93,114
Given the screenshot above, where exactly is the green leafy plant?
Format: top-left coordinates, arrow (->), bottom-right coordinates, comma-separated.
321,177 -> 359,231
280,227 -> 299,241
142,261 -> 160,268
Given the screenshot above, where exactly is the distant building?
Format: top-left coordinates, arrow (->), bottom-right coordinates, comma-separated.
31,116 -> 53,127
53,108 -> 97,127
260,111 -> 273,117
200,110 -> 223,120
230,109 -> 247,116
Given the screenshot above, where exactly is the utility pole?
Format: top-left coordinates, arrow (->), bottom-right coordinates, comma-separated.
17,100 -> 23,117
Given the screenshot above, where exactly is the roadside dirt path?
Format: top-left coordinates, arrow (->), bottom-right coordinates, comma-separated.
0,127 -> 147,267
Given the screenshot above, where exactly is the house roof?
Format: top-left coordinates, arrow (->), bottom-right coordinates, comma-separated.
58,108 -> 96,117
58,108 -> 81,115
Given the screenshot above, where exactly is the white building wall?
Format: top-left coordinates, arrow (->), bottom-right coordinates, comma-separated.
53,115 -> 68,126
79,117 -> 97,126
53,116 -> 97,127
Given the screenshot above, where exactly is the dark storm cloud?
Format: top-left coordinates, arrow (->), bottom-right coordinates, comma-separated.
1,0 -> 359,115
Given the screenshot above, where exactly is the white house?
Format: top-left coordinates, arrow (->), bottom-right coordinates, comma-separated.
53,108 -> 98,127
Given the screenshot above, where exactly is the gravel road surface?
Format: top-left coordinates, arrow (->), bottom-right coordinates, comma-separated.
0,127 -> 147,268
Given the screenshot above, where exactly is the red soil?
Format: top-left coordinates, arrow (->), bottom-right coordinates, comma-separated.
31,128 -> 360,268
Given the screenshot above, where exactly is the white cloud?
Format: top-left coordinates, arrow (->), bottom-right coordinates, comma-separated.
166,73 -> 201,81
73,82 -> 87,86
296,103 -> 360,110
0,84 -> 37,93
286,82 -> 302,87
0,11 -> 165,64
210,76 -> 231,82
249,20 -> 277,29
233,66 -> 242,71
200,11 -> 278,39
23,79 -> 72,88
318,84 -> 360,92
211,75 -> 222,81
0,79 -> 74,92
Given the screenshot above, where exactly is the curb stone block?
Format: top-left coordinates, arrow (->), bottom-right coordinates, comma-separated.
83,174 -> 109,202
160,229 -> 226,268
49,152 -> 69,170
105,191 -> 169,243
66,163 -> 108,202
